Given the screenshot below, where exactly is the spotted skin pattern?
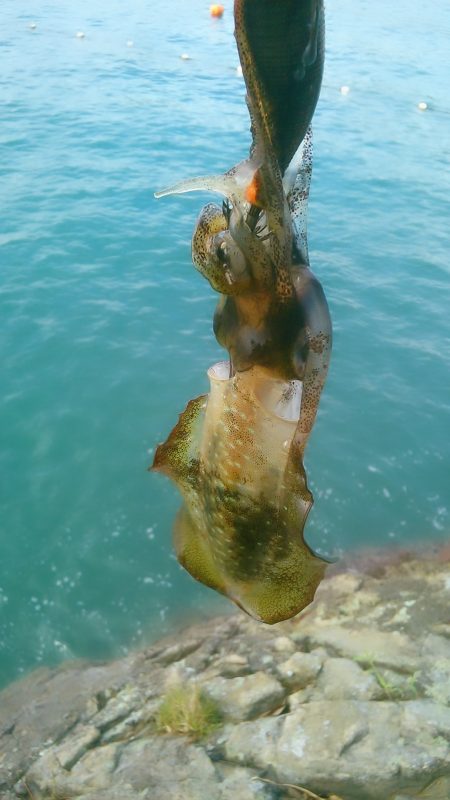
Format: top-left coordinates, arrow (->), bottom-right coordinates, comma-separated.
153,365 -> 326,623
153,0 -> 332,623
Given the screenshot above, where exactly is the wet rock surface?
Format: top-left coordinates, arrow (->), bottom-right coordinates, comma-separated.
1,553 -> 450,800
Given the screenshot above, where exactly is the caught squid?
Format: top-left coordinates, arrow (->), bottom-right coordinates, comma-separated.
153,0 -> 332,623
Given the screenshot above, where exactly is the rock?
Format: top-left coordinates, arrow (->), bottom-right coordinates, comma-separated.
316,657 -> 383,701
69,742 -> 120,790
52,724 -> 101,770
219,700 -> 450,800
297,625 -> 419,674
0,660 -> 136,791
201,672 -> 286,721
431,623 -> 450,638
272,636 -> 296,655
101,697 -> 160,744
216,764 -> 277,799
366,667 -> 422,701
216,716 -> 284,766
2,555 -> 450,800
112,737 -> 219,799
163,661 -> 195,688
91,686 -> 143,731
275,652 -> 323,690
323,572 -> 364,596
77,791 -> 148,800
423,657 -> 450,706
421,633 -> 450,660
287,686 -> 316,709
391,775 -> 450,799
156,638 -> 204,666
215,654 -> 250,678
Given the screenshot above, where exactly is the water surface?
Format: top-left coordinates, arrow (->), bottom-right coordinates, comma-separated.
1,0 -> 449,688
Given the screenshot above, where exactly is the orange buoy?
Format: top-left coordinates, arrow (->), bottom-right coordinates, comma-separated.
210,4 -> 225,18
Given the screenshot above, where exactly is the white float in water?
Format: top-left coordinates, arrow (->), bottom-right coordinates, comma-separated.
417,101 -> 428,111
29,22 -> 37,30
340,85 -> 350,95
76,31 -> 85,39
180,53 -> 191,60
126,40 -> 134,47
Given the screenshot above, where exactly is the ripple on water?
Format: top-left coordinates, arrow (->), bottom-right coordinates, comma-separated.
0,0 -> 449,688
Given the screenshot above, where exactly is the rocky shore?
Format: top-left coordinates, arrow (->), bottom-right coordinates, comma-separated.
1,551 -> 449,800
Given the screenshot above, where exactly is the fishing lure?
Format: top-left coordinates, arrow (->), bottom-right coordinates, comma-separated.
153,0 -> 331,623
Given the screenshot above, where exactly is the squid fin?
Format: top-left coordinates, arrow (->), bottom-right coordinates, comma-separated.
234,546 -> 328,624
151,394 -> 207,487
173,505 -> 228,596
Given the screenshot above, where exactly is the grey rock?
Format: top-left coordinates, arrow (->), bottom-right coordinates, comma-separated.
287,686 -> 316,709
271,636 -> 296,655
421,633 -> 450,661
201,672 -> 286,721
2,556 -> 450,800
91,686 -> 143,732
70,741 -> 121,789
26,742 -> 122,797
320,571 -> 364,599
316,657 -> 383,701
156,638 -> 204,666
0,658 -> 143,790
80,792 -> 149,800
101,697 -> 160,744
216,764 -> 277,799
215,654 -> 251,678
275,652 -> 323,690
423,657 -> 450,705
113,736 -> 221,800
298,625 -> 419,674
368,667 -> 422,701
431,623 -> 450,639
16,749 -> 66,798
391,775 -> 450,799
52,724 -> 101,770
220,700 -> 450,800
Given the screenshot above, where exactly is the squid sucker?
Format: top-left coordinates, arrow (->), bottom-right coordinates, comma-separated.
153,0 -> 332,623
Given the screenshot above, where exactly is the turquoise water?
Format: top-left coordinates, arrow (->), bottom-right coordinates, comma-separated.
1,0 -> 449,689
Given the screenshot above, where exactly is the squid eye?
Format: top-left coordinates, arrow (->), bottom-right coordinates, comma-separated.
213,231 -> 248,283
217,241 -> 228,264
